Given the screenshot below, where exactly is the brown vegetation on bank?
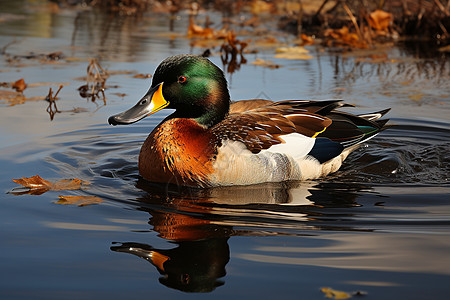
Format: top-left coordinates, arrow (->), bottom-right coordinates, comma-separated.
51,0 -> 450,46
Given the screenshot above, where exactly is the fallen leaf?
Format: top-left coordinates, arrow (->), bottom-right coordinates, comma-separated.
55,195 -> 103,207
11,78 -> 27,93
368,9 -> 392,32
251,58 -> 282,68
274,53 -> 313,59
132,73 -> 152,79
11,175 -> 52,195
51,178 -> 89,190
11,175 -> 89,195
274,46 -> 313,60
408,93 -> 424,102
276,46 -> 309,54
250,0 -> 274,14
324,26 -> 367,49
300,34 -> 315,45
188,17 -> 215,38
321,287 -> 352,300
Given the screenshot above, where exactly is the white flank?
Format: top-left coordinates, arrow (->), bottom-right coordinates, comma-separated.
209,137 -> 357,186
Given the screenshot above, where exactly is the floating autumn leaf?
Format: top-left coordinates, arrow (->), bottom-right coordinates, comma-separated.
321,287 -> 351,300
250,0 -> 274,14
187,17 -> 215,38
11,175 -> 90,195
251,58 -> 282,69
55,195 -> 103,207
133,73 -> 152,79
11,78 -> 27,93
324,26 -> 367,49
408,93 -> 424,102
368,9 -> 392,32
274,46 -> 313,60
300,34 -> 315,45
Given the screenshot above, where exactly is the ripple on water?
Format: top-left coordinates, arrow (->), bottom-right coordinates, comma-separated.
32,117 -> 450,236
336,120 -> 450,185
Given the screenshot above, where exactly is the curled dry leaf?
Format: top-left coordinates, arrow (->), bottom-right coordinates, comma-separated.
55,195 -> 103,207
11,78 -> 27,93
11,175 -> 90,195
368,9 -> 393,32
300,34 -> 315,45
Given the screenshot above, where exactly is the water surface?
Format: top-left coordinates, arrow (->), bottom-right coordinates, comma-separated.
1,2 -> 450,299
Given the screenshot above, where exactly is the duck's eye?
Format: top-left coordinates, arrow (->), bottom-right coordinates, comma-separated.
177,75 -> 187,84
140,99 -> 148,105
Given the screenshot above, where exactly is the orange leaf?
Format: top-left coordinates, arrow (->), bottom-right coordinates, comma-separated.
11,175 -> 89,195
187,18 -> 215,38
251,58 -> 282,69
51,178 -> 90,191
132,73 -> 152,79
11,79 -> 27,93
274,46 -> 313,60
301,34 -> 315,45
11,175 -> 52,195
368,9 -> 392,31
55,195 -> 103,207
12,175 -> 52,188
324,26 -> 367,48
321,287 -> 352,299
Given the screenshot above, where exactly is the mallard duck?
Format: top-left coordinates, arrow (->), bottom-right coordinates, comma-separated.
109,54 -> 389,187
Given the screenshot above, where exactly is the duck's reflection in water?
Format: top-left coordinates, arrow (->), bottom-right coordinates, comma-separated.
112,237 -> 230,292
111,179 -> 369,292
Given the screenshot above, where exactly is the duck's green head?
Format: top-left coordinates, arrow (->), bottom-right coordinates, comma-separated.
108,55 -> 230,128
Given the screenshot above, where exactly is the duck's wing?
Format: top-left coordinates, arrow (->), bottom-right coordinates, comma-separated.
212,100 -> 340,154
264,100 -> 390,148
317,108 -> 391,147
212,100 -> 390,163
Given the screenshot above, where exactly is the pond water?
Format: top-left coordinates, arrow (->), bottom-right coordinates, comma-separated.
1,1 -> 450,299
